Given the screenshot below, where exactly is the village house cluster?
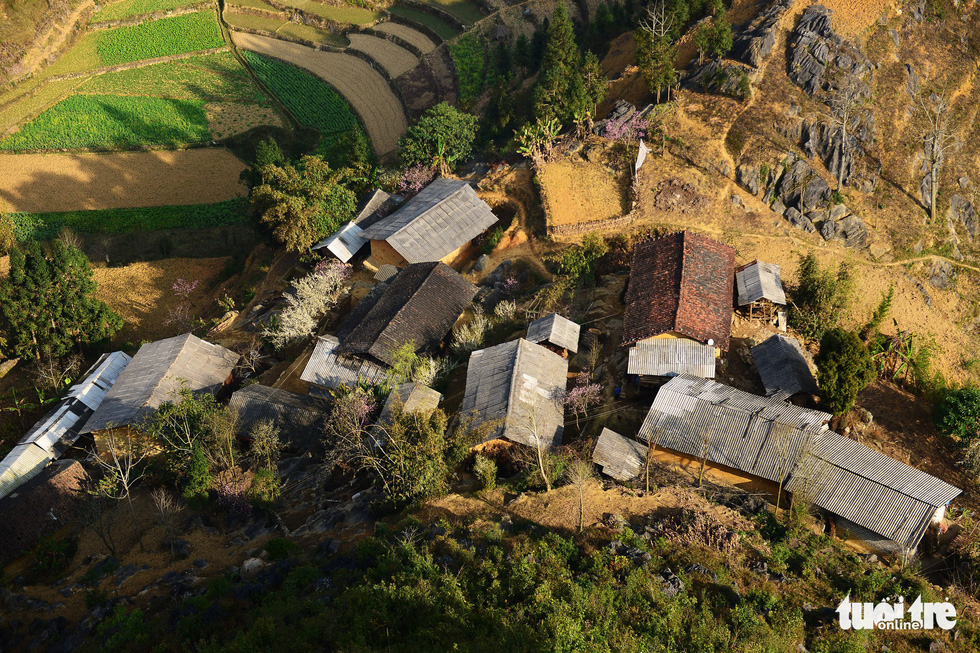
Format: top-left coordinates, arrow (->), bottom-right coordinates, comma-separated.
0,179 -> 961,566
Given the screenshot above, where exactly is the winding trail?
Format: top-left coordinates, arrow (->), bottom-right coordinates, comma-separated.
230,31 -> 407,155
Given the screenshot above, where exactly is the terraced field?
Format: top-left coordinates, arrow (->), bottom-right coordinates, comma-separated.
419,0 -> 483,25
0,149 -> 247,213
45,11 -> 225,76
387,5 -> 460,41
0,51 -> 277,149
232,31 -> 407,155
223,10 -> 347,46
276,0 -> 380,24
374,22 -> 437,54
90,0 -> 206,22
347,34 -> 420,78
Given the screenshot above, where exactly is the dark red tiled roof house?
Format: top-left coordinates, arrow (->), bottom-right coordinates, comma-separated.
622,231 -> 736,376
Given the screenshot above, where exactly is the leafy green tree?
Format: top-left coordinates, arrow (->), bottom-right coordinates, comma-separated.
554,232 -> 609,286
815,328 -> 875,416
532,2 -> 607,125
0,242 -> 122,360
789,252 -> 854,341
935,387 -> 980,443
255,137 -> 285,168
635,28 -> 677,103
251,155 -> 357,253
398,103 -> 478,174
694,5 -> 733,63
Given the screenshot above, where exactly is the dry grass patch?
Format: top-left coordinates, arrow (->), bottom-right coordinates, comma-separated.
204,102 -> 282,138
94,256 -> 228,342
538,159 -> 625,227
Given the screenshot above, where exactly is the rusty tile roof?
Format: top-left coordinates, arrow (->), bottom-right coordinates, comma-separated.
622,231 -> 736,350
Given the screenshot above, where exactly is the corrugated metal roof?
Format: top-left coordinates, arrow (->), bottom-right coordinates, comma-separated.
526,313 -> 580,353
352,189 -> 403,230
0,444 -> 54,500
751,334 -> 819,397
1,351 -> 131,499
300,335 -> 388,388
736,260 -> 786,305
312,222 -> 367,262
637,375 -> 830,483
80,335 -> 239,434
359,178 -> 498,264
592,428 -> 648,481
628,338 -> 716,378
461,338 -> 568,449
786,429 -> 960,550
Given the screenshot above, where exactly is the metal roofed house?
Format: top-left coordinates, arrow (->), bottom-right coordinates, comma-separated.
786,430 -> 961,555
0,459 -> 87,566
736,260 -> 786,306
228,384 -> 325,451
376,382 -> 443,427
300,335 -> 388,390
462,339 -> 569,449
312,222 -> 367,262
593,428 -> 648,482
336,262 -> 477,367
627,338 -> 717,380
637,375 -> 831,484
79,333 -> 240,436
0,351 -> 130,499
621,231 -> 736,352
751,334 -> 819,399
526,313 -> 580,355
352,189 -> 403,230
359,178 -> 498,268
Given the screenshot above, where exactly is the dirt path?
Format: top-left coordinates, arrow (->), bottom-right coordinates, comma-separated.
230,31 -> 408,156
0,149 -> 247,213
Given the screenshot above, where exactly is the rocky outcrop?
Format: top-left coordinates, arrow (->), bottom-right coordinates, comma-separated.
949,194 -> 979,238
730,0 -> 795,67
681,60 -> 755,99
789,5 -> 872,98
799,116 -> 875,189
778,159 -> 830,212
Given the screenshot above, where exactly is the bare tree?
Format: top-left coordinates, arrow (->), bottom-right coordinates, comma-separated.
248,419 -> 283,472
916,87 -> 961,229
828,77 -> 865,191
639,2 -> 674,39
566,458 -> 594,532
152,488 -> 184,560
697,408 -> 724,488
518,399 -> 558,492
89,428 -> 149,552
645,426 -> 660,493
32,354 -> 82,392
787,439 -> 830,525
769,421 -> 798,520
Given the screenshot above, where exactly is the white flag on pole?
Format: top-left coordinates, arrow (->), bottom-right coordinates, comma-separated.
635,138 -> 651,175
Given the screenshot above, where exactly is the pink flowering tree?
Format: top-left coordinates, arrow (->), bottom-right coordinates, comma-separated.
397,165 -> 436,195
167,278 -> 200,330
602,113 -> 648,142
564,372 -> 603,429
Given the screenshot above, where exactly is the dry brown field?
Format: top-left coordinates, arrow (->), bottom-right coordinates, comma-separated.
538,160 -> 625,226
347,33 -> 419,78
0,148 -> 247,213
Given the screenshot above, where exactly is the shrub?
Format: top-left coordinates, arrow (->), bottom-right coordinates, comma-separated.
815,329 -> 875,416
265,537 -> 298,561
473,454 -> 497,491
493,300 -> 517,321
398,103 -> 478,172
448,34 -> 487,108
935,387 -> 980,443
482,226 -> 504,254
451,309 -> 491,353
249,468 -> 282,508
554,233 -> 608,286
182,446 -> 213,505
789,252 -> 854,340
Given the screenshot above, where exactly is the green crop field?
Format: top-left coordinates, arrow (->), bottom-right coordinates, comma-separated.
422,0 -> 482,25
45,11 -> 224,75
90,0 -> 205,23
224,11 -> 288,33
78,52 -> 268,103
388,6 -> 459,41
225,0 -> 277,10
9,198 -> 249,241
241,50 -> 359,135
0,94 -> 210,150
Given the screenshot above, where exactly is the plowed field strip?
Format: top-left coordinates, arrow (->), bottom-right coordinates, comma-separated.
374,22 -> 436,54
0,149 -> 247,213
347,33 -> 419,78
231,31 -> 407,155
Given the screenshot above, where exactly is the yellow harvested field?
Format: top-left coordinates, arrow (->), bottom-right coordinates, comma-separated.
817,0 -> 896,38
373,22 -> 436,54
204,102 -> 283,138
232,31 -> 407,155
0,148 -> 247,213
347,33 -> 419,78
538,160 -> 624,226
93,257 -> 229,343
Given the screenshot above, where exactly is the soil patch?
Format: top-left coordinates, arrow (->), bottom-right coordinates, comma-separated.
538,159 -> 624,227
204,101 -> 283,139
0,148 -> 247,213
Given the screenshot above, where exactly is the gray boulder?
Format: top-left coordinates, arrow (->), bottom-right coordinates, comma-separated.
778,160 -> 830,212
837,215 -> 869,248
736,164 -> 761,196
948,194 -> 979,238
784,207 -> 816,234
789,5 -> 871,98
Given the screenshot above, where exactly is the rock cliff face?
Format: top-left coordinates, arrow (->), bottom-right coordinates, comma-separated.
789,5 -> 872,99
730,0 -> 795,68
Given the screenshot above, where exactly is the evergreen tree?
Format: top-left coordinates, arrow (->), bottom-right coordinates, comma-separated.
709,7 -> 733,58
0,242 -> 122,360
532,2 -> 607,125
635,28 -> 677,103
514,33 -> 532,76
815,328 -> 876,416
251,155 -> 357,253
